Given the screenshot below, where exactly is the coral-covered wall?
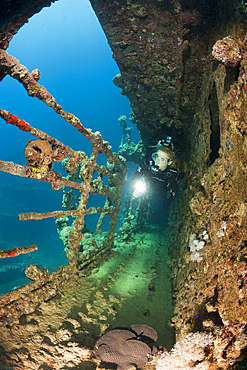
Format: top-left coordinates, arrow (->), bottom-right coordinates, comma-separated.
164,17 -> 247,370
169,67 -> 247,368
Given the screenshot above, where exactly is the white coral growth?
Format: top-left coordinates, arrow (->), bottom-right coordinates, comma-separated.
216,221 -> 227,238
189,231 -> 208,262
156,332 -> 213,370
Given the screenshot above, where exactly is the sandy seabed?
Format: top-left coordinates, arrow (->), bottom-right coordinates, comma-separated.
0,227 -> 174,369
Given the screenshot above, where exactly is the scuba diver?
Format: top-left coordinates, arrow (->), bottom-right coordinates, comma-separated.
131,136 -> 187,199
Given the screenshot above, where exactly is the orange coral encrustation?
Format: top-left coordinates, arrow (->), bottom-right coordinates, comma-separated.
5,251 -> 16,257
5,112 -> 30,132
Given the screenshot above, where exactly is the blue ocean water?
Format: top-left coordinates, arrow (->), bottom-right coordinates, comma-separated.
0,0 -> 138,295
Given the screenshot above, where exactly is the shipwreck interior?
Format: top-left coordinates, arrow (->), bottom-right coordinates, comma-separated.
0,0 -> 247,369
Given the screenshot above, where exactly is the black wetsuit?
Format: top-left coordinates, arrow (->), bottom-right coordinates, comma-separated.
131,157 -> 184,198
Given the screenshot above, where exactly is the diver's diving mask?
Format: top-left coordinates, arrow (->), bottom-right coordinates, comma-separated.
152,152 -> 169,166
